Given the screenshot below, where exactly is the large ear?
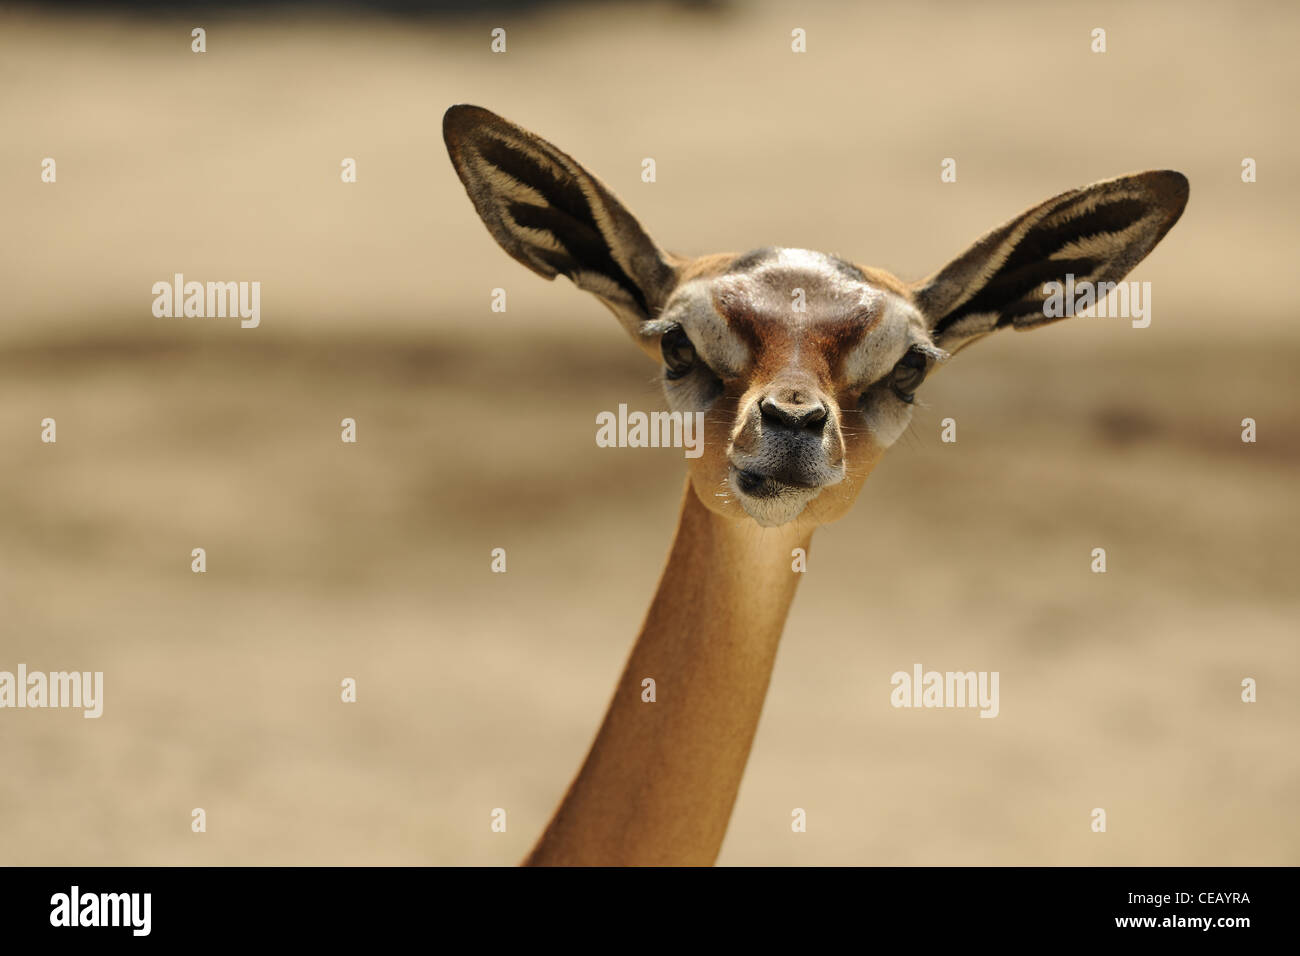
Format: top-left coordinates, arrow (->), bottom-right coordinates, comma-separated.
912,171 -> 1188,353
443,104 -> 679,340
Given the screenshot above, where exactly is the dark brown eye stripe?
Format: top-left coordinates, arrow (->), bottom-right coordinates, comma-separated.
711,285 -> 873,385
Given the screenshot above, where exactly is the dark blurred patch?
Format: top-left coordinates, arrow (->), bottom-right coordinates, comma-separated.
1086,396 -> 1300,462
0,329 -> 647,390
39,0 -> 729,16
1092,405 -> 1161,446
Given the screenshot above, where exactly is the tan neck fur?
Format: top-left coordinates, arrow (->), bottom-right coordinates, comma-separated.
524,479 -> 812,865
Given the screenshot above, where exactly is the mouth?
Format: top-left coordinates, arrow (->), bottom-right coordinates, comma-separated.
727,464 -> 825,526
733,468 -> 818,498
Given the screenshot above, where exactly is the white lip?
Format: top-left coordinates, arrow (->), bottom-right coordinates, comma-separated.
728,467 -> 821,527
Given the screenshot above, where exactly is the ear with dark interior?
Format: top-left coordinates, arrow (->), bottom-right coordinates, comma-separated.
444,104 -> 679,341
912,171 -> 1188,353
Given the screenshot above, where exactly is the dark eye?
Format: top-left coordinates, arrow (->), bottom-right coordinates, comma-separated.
889,349 -> 929,404
661,326 -> 697,380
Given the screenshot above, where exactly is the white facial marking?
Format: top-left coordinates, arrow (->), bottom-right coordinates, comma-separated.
662,279 -> 750,380
842,294 -> 929,388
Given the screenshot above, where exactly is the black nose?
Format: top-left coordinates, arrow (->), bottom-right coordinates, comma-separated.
759,394 -> 828,431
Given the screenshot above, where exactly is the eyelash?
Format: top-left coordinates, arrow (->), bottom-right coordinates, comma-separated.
861,348 -> 930,406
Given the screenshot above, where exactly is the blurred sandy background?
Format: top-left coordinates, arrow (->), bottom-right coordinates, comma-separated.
1,0 -> 1296,865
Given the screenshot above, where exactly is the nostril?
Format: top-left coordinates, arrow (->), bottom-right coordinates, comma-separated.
805,403 -> 828,428
759,398 -> 797,428
760,396 -> 828,431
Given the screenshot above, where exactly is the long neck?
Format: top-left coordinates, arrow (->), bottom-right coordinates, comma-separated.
524,479 -> 813,866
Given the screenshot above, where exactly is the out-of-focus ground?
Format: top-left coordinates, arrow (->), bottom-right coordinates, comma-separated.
1,0 -> 1297,865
